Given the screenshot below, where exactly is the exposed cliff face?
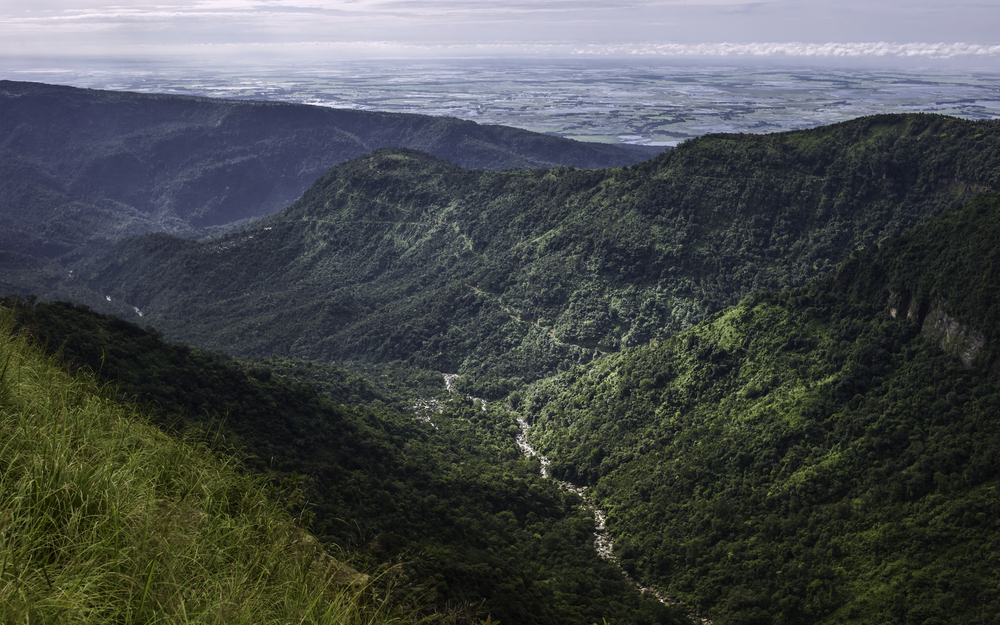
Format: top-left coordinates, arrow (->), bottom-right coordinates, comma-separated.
921,304 -> 986,367
886,290 -> 917,321
889,292 -> 986,367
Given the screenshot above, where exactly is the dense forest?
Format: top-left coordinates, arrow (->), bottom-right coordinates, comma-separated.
521,192 -> 1000,624
5,295 -> 688,625
82,114 -> 999,398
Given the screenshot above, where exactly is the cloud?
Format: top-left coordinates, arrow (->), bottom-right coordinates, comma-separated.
116,39 -> 1000,62
0,0 -> 772,22
570,42 -> 1000,59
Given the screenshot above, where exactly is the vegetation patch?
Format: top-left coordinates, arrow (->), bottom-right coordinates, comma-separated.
0,313 -> 389,624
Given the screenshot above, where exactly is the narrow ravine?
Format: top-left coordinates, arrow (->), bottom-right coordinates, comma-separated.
440,373 -> 710,624
515,418 -> 670,599
443,373 -> 486,410
514,407 -> 713,625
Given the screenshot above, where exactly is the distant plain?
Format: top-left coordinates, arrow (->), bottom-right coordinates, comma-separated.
5,58 -> 1000,146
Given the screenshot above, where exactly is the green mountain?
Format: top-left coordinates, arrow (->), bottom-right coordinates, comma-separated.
82,114 -> 999,397
6,296 -> 688,625
0,80 -> 657,298
522,192 -> 1000,624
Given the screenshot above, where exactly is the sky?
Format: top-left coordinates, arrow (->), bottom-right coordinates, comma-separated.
1,0 -> 999,65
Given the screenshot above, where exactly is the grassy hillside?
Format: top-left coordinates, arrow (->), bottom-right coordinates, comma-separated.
521,192 -> 1000,624
0,312 -> 388,624
83,114 -> 1000,397
5,297 -> 689,625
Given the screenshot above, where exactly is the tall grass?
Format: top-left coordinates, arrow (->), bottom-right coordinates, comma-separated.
0,314 -> 398,624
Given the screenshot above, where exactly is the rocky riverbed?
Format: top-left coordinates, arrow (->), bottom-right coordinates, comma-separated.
445,374 -> 712,624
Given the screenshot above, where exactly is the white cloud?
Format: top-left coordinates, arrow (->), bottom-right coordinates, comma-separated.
572,42 -> 1000,59
90,39 -> 998,62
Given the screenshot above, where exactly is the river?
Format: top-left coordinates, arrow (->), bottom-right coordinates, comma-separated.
442,374 -> 710,624
514,416 -> 704,615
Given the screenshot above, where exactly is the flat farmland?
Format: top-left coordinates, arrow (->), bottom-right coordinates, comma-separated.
6,59 -> 1000,146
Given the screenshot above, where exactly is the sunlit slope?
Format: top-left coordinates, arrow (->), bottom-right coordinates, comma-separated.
0,313 -> 381,624
523,192 -> 1000,625
88,114 -> 1000,396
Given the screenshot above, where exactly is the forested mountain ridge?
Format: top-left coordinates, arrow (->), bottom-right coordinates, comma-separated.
522,192 -> 1000,624
0,80 -> 656,299
84,113 -> 1000,397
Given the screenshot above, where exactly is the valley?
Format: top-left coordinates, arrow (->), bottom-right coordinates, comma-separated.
512,413 -> 703,622
2,81 -> 1000,624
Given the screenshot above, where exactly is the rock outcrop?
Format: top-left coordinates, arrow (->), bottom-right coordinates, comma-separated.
889,292 -> 985,367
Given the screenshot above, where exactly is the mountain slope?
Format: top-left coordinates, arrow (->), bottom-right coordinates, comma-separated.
83,114 -> 1000,396
0,79 -> 656,296
522,192 -> 1000,624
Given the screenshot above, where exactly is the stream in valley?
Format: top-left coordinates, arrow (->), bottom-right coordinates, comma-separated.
442,374 -> 711,624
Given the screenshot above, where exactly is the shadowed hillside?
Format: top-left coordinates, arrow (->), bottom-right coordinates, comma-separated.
6,296 -> 689,625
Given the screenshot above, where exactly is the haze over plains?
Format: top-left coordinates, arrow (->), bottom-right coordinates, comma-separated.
1,0 -> 999,65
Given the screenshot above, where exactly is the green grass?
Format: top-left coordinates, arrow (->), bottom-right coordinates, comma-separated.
0,313 -> 396,624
